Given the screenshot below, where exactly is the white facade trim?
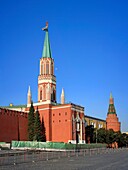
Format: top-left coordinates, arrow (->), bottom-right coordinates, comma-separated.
52,105 -> 71,110
27,103 -> 71,111
38,79 -> 56,85
27,101 -> 51,108
71,107 -> 84,113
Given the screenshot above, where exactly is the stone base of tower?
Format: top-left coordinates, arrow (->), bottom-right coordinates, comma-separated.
106,114 -> 121,132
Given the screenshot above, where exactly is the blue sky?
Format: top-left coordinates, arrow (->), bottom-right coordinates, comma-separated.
0,0 -> 128,131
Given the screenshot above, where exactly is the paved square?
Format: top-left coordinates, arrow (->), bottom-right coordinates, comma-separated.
0,149 -> 128,170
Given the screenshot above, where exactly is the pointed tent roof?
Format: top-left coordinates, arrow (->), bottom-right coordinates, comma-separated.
28,85 -> 31,95
42,22 -> 52,58
61,88 -> 64,96
108,93 -> 116,115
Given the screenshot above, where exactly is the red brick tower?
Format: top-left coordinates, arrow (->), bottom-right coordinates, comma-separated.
106,93 -> 121,132
25,22 -> 86,143
38,22 -> 56,104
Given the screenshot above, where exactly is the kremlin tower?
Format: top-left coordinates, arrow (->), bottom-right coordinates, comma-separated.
26,22 -> 86,143
106,93 -> 121,132
38,22 -> 56,104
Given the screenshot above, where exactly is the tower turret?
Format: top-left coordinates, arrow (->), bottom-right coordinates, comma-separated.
61,88 -> 65,104
27,86 -> 31,105
38,22 -> 56,104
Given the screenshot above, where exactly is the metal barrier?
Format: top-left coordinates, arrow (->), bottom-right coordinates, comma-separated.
0,148 -> 126,167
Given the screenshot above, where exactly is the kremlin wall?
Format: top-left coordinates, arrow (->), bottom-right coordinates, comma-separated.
0,108 -> 28,142
0,23 -> 121,143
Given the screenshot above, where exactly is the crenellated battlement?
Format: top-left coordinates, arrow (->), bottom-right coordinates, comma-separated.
0,107 -> 28,118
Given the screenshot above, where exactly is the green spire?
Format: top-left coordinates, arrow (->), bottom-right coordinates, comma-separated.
42,22 -> 52,58
108,93 -> 116,115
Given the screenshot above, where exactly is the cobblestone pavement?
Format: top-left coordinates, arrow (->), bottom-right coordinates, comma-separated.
0,148 -> 128,170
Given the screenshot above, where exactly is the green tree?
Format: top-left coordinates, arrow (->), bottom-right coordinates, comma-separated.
28,101 -> 35,141
97,128 -> 106,143
116,132 -> 128,147
88,126 -> 128,148
33,107 -> 43,141
106,129 -> 115,147
41,117 -> 46,142
125,134 -> 128,147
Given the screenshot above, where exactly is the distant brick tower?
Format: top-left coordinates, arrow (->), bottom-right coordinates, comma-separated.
106,93 -> 121,132
38,22 -> 56,104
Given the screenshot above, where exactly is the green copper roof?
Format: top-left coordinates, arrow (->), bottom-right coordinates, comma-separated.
0,105 -> 27,108
108,104 -> 116,114
42,29 -> 52,58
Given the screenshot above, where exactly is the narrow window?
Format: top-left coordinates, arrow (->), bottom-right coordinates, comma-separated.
46,63 -> 49,74
41,64 -> 43,74
40,90 -> 42,100
51,63 -> 54,74
53,90 -> 56,101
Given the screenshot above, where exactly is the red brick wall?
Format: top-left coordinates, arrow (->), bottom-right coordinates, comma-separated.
0,103 -> 85,143
18,112 -> 28,141
26,103 -> 85,143
30,104 -> 73,143
51,105 -> 72,143
0,108 -> 28,142
106,114 -> 120,132
36,104 -> 52,141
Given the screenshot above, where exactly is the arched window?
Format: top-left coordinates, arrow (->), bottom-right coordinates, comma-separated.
51,63 -> 54,75
53,90 -> 56,101
46,62 -> 49,74
41,64 -> 43,74
40,90 -> 42,100
51,92 -> 53,101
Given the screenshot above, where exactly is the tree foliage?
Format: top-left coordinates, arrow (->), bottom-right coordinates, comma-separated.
106,129 -> 116,145
97,128 -> 106,143
115,132 -> 128,147
33,107 -> 43,141
28,103 -> 46,142
41,117 -> 46,142
91,128 -> 128,148
28,101 -> 35,141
